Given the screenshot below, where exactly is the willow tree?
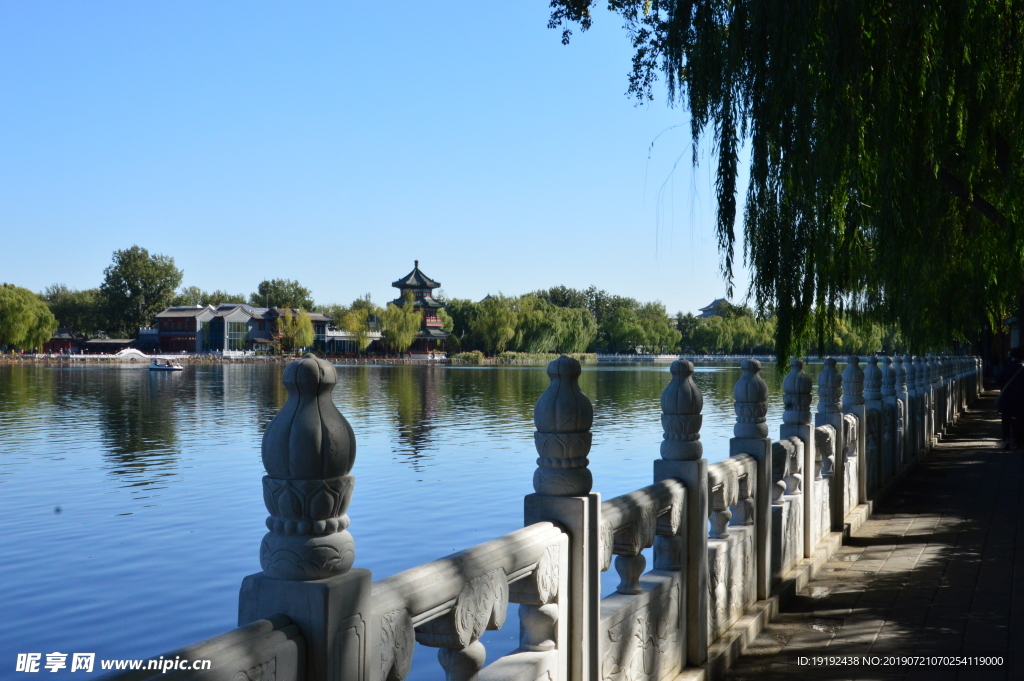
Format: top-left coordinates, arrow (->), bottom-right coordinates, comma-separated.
551,0 -> 1024,361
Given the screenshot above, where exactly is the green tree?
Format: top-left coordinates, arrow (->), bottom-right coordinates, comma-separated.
551,1 -> 1024,361
444,298 -> 482,350
42,285 -> 103,336
173,287 -> 246,307
0,284 -> 58,350
471,295 -> 519,355
437,308 -> 455,333
275,309 -> 315,353
554,306 -> 597,353
380,294 -> 422,354
250,279 -> 314,310
341,308 -> 374,353
99,246 -> 183,336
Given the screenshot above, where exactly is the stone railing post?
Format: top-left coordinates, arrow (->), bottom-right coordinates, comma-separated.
863,356 -> 883,499
912,356 -> 926,456
929,356 -> 937,446
842,356 -> 866,504
780,358 -> 815,559
894,357 -> 909,466
524,355 -> 598,681
730,358 -> 771,601
655,359 -> 708,666
880,357 -> 896,483
905,356 -> 918,460
239,354 -> 369,681
815,358 -> 845,532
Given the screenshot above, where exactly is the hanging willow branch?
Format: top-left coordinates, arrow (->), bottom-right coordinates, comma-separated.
551,0 -> 1024,363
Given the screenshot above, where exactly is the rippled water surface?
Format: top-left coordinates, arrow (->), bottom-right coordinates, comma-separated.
0,362 -> 788,678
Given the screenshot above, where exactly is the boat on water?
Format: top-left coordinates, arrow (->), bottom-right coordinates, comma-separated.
149,358 -> 184,372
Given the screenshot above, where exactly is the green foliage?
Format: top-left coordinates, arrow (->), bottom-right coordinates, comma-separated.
100,246 -> 183,336
42,285 -> 103,336
380,293 -> 422,353
173,287 -> 246,307
676,304 -> 901,355
538,286 -> 677,353
250,279 -> 314,310
341,307 -> 374,352
451,350 -> 486,364
551,0 -> 1024,361
275,309 -> 315,353
437,308 -> 455,333
471,295 -> 519,355
0,284 -> 58,350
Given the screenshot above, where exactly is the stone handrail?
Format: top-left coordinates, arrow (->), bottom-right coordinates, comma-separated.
97,352 -> 982,681
598,479 -> 686,576
372,522 -> 568,681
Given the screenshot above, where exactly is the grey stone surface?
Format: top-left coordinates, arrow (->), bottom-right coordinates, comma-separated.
722,390 -> 1019,681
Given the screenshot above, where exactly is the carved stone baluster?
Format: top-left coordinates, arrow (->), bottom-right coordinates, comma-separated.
816,358 -> 845,532
614,554 -> 646,595
842,356 -> 866,504
416,568 -> 509,681
731,474 -> 756,526
511,540 -> 565,660
654,359 -> 708,665
524,355 -> 597,681
239,354 -> 371,681
730,358 -> 771,600
708,483 -> 733,539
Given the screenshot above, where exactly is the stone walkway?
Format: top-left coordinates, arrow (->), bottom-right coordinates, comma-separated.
723,391 -> 1023,681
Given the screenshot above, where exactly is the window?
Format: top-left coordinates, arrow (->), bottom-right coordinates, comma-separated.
228,322 -> 248,351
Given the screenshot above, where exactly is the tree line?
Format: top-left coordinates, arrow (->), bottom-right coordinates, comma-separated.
3,244 -> 906,357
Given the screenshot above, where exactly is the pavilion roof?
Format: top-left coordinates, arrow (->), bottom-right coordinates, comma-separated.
392,260 -> 440,289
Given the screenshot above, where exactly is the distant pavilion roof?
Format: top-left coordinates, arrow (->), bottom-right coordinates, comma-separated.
392,260 -> 440,290
697,298 -> 728,318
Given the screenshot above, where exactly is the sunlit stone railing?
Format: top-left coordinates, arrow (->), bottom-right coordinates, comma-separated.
98,352 -> 982,681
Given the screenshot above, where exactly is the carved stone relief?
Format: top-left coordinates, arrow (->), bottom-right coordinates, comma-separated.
601,582 -> 681,681
380,609 -> 414,681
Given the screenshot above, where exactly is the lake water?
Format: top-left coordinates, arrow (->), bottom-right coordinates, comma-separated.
0,361 -> 790,679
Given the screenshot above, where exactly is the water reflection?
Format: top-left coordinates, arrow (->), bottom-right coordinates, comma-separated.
0,360 -> 796,678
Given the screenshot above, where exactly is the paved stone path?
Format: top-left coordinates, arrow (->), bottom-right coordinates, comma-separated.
723,391 -> 1023,681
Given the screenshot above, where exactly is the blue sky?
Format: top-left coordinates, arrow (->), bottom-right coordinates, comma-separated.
0,2 -> 749,314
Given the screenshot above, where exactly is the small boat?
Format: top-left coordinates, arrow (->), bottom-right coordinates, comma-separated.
149,358 -> 184,372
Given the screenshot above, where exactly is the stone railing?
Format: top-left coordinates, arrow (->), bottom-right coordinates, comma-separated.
100,353 -> 981,681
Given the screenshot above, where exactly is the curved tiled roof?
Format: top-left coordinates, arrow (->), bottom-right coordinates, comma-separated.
392,260 -> 440,289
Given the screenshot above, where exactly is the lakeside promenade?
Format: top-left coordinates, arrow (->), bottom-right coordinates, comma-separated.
723,389 -> 1021,680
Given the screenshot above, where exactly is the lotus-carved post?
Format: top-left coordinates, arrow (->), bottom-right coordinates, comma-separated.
780,358 -> 815,559
653,359 -> 708,665
729,358 -> 771,601
239,354 -> 371,681
524,355 -> 598,681
815,358 -> 846,532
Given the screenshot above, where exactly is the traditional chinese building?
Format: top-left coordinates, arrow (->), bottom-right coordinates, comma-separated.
391,260 -> 449,354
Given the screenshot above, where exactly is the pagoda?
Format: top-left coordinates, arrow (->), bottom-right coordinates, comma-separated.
391,260 -> 449,353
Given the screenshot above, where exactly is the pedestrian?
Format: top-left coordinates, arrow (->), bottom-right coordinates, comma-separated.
997,346 -> 1024,448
